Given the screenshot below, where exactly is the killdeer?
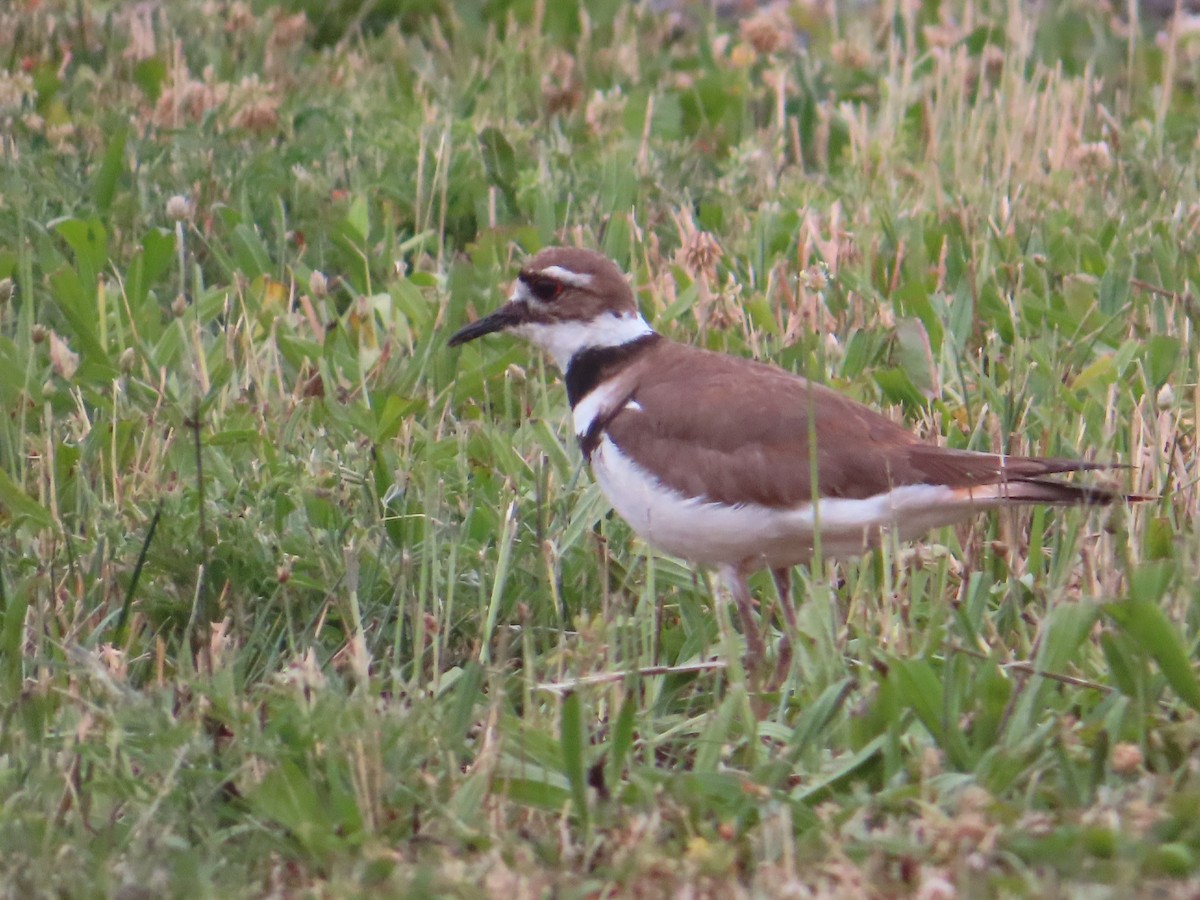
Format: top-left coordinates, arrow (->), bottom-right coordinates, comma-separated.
449,247 -> 1143,673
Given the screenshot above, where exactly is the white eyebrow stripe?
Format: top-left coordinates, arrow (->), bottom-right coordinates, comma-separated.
537,265 -> 593,288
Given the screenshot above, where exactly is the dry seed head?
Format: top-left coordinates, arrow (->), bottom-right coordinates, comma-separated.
830,39 -> 872,69
1111,742 -> 1143,774
309,270 -> 328,299
224,1 -> 255,34
916,870 -> 957,900
230,77 -> 280,133
122,4 -> 157,62
923,21 -> 964,49
679,230 -> 723,280
585,88 -> 626,138
49,332 -> 80,380
0,277 -> 13,304
0,71 -> 34,114
153,74 -> 229,128
739,6 -> 794,56
166,194 -> 192,222
31,323 -> 47,343
673,208 -> 723,280
800,264 -> 829,291
276,647 -> 326,694
1070,141 -> 1113,171
957,786 -> 992,814
46,122 -> 76,150
231,96 -> 280,133
172,295 -> 188,317
980,44 -> 1005,80
269,11 -> 309,49
98,644 -> 128,680
541,50 -> 581,116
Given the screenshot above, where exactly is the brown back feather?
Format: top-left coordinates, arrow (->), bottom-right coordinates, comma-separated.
602,340 -> 1132,508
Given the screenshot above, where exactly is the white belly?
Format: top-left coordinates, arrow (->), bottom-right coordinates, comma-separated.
590,435 -> 973,569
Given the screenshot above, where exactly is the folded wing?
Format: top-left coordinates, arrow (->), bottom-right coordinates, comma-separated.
603,342 -> 1140,508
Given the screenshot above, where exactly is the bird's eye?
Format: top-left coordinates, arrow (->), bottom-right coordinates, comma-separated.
528,278 -> 562,302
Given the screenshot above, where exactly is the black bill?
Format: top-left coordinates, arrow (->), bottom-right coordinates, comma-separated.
447,303 -> 525,347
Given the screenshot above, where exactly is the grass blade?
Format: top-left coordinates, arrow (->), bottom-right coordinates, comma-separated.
479,501 -> 517,665
115,500 -> 162,645
606,688 -> 637,790
560,690 -> 589,832
1104,599 -> 1200,713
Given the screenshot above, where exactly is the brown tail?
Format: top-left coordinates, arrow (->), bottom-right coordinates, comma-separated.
961,477 -> 1152,506
1007,477 -> 1153,505
906,446 -> 1152,505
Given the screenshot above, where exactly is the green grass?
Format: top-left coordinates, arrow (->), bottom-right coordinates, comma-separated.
0,0 -> 1198,894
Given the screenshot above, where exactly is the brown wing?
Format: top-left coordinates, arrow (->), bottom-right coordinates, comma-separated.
603,341 -> 1119,509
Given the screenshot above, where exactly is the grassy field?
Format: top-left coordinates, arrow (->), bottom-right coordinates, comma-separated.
1,0 -> 1198,895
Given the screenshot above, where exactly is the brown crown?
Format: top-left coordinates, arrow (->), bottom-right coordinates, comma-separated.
517,247 -> 639,322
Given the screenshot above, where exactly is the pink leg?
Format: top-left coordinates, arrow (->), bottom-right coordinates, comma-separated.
771,567 -> 799,632
718,563 -> 765,673
770,567 -> 798,686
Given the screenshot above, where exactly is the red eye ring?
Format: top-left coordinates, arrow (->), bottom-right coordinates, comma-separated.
528,277 -> 562,302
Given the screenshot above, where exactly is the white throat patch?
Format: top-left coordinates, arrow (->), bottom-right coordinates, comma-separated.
515,313 -> 654,372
